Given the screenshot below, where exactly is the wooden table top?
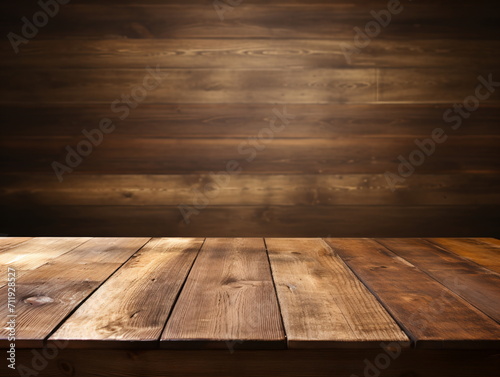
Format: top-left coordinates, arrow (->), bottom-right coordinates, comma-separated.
1,237 -> 499,350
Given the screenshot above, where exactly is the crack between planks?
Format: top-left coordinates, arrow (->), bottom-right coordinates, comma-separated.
422,238 -> 500,276
155,237 -> 207,348
262,237 -> 288,348
41,237 -> 153,346
378,238 -> 500,325
321,238 -> 416,348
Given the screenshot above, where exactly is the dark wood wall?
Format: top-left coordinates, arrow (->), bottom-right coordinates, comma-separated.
1,0 -> 499,237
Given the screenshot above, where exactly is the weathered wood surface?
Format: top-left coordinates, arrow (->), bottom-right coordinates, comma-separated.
51,238 -> 203,348
266,238 -> 409,348
0,238 -> 149,348
162,238 -> 285,349
324,238 -> 500,349
1,0 -> 499,237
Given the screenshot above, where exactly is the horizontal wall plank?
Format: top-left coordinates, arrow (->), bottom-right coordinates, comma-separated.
2,68 -> 498,105
1,39 -> 499,69
1,3 -> 498,40
379,69 -> 500,103
2,174 -> 500,206
0,69 -> 377,104
0,206 -> 498,237
1,137 -> 499,174
2,104 -> 500,138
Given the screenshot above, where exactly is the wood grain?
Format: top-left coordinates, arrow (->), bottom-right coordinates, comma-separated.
2,39 -> 499,69
0,237 -> 32,251
2,137 -> 499,175
3,173 -> 500,206
426,238 -> 500,274
50,238 -> 204,348
0,238 -> 149,348
377,238 -> 500,323
161,238 -> 285,349
1,2 -> 498,40
324,238 -> 500,348
266,238 -> 408,348
3,104 -> 500,138
0,237 -> 91,287
2,205 -> 499,238
1,0 -> 499,237
0,68 -> 377,104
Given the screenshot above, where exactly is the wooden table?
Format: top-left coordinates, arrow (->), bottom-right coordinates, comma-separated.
1,237 -> 499,376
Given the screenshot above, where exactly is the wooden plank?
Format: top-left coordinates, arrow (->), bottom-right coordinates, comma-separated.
1,39 -> 499,69
266,238 -> 409,348
5,349 -> 500,377
0,237 -> 91,287
161,238 -> 285,349
0,237 -> 32,251
2,137 -> 499,175
426,238 -> 500,274
3,104 -> 500,138
50,238 -> 204,348
376,238 -> 500,323
1,205 -> 499,238
3,68 -> 500,105
324,238 -> 500,348
0,68 -> 376,104
3,173 -> 500,206
481,238 -> 500,247
0,238 -> 149,348
379,68 -> 500,103
1,3 -> 498,40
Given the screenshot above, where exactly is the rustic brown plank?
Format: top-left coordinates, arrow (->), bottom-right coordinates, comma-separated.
0,237 -> 91,287
377,238 -> 500,323
2,137 -> 499,175
379,68 -> 500,103
2,39 -> 499,69
324,238 -> 500,348
2,68 -> 499,105
3,173 -> 500,207
1,3 -> 498,40
0,238 -> 149,348
1,205 -> 499,238
3,104 -> 500,138
0,69 -> 376,104
50,238 -> 204,348
161,238 -> 285,349
426,238 -> 500,274
266,238 -> 409,348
